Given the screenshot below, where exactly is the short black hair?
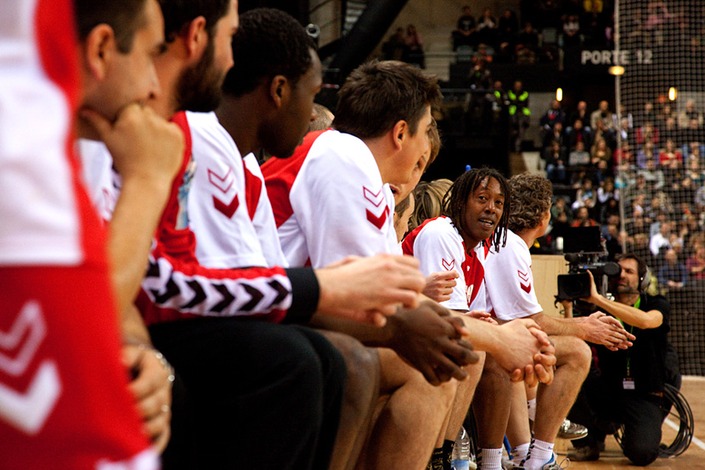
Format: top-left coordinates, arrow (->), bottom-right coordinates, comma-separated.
442,167 -> 510,252
222,8 -> 315,97
74,0 -> 147,53
159,0 -> 231,43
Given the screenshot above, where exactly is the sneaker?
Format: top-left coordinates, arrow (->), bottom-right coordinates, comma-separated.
557,419 -> 588,440
567,444 -> 600,461
539,453 -> 569,469
519,452 -> 569,470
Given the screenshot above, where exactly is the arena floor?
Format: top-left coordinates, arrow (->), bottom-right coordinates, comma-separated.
557,376 -> 705,469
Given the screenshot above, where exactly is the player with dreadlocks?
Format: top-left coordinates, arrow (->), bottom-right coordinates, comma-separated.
403,167 -> 555,469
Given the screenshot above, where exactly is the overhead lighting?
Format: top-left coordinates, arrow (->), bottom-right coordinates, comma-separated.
556,88 -> 563,102
608,65 -> 625,76
669,87 -> 678,101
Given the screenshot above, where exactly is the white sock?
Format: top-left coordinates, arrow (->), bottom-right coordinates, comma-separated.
527,398 -> 537,422
523,439 -> 555,470
478,448 -> 503,469
510,442 -> 530,463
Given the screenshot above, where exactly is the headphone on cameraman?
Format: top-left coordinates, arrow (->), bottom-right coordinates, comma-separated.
638,265 -> 651,292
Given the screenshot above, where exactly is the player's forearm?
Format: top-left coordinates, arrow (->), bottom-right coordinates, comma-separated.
308,313 -> 391,345
109,176 -> 173,316
532,312 -> 585,338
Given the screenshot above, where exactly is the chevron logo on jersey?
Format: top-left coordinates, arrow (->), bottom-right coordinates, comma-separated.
207,167 -> 234,193
0,301 -> 61,434
213,194 -> 240,218
363,185 -> 389,230
518,269 -> 531,293
441,258 -> 456,271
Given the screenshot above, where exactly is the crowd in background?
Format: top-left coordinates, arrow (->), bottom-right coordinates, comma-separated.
538,96 -> 705,296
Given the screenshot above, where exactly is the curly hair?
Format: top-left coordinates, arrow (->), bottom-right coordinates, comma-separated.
409,178 -> 452,232
442,168 -> 510,252
507,173 -> 553,233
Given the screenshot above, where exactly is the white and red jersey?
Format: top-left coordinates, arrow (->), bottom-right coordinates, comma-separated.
262,129 -> 398,267
484,229 -> 542,320
402,217 -> 489,312
186,111 -> 267,268
77,111 -> 319,326
0,0 -> 155,468
243,153 -> 289,267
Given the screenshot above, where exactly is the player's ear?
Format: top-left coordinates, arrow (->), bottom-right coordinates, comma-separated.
184,16 -> 208,60
83,24 -> 116,81
269,75 -> 288,109
392,120 -> 407,150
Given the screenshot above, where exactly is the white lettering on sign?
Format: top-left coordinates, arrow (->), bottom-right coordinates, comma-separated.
580,49 -> 653,65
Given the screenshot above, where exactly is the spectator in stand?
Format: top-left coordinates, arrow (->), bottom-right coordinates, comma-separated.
686,156 -> 705,186
472,43 -> 494,66
659,138 -> 684,169
567,118 -> 593,150
658,248 -> 687,291
516,21 -> 540,56
562,14 -> 582,46
543,121 -> 567,153
684,141 -> 704,162
650,221 -> 673,257
613,142 -> 634,172
551,196 -> 573,242
569,141 -> 591,167
382,27 -> 407,61
572,178 -> 598,212
682,116 -> 705,144
453,5 -> 477,50
695,184 -> 705,213
545,141 -> 567,183
678,99 -> 703,128
476,8 -> 498,47
404,24 -> 425,68
658,103 -> 676,130
636,140 -> 658,168
597,177 -> 619,208
540,99 -> 567,135
603,219 -> 624,259
572,206 -> 599,227
637,101 -> 656,128
635,121 -> 659,147
686,244 -> 705,281
639,158 -> 666,191
497,8 -> 520,47
591,137 -> 613,180
590,101 -> 616,137
661,116 -> 680,144
569,101 -> 591,130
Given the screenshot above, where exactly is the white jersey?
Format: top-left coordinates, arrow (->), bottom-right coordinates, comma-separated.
186,112 -> 267,268
242,153 -> 288,267
402,217 -> 489,312
263,130 -> 398,268
0,3 -> 80,266
484,229 -> 542,320
77,139 -> 119,222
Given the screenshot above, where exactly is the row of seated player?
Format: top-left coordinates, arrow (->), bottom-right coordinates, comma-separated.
3,2 -> 563,469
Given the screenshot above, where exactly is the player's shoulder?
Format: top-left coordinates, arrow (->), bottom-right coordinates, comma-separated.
187,111 -> 239,157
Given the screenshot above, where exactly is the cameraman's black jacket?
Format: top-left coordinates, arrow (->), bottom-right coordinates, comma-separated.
595,294 -> 671,394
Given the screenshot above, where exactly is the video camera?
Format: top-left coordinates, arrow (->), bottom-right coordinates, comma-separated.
556,226 -> 621,303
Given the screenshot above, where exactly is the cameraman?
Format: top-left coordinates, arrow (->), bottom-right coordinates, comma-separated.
567,253 -> 672,465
